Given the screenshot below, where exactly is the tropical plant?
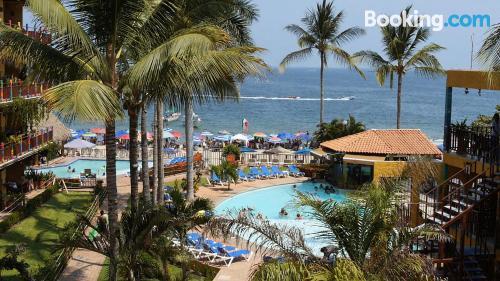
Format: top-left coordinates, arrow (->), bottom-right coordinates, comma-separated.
313,115 -> 365,143
477,23 -> 500,72
471,105 -> 500,128
0,245 -> 32,281
353,6 -> 445,129
222,144 -> 241,160
280,0 -> 365,124
207,183 -> 449,280
211,160 -> 238,190
6,98 -> 47,132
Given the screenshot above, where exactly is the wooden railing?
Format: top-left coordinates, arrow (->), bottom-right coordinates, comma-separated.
0,79 -> 51,103
446,125 -> 495,162
0,128 -> 53,164
4,21 -> 52,44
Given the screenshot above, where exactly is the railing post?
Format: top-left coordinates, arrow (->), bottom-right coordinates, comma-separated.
9,79 -> 13,101
0,80 -> 3,102
443,87 -> 453,151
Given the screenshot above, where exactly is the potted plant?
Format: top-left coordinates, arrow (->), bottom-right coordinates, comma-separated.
454,119 -> 469,155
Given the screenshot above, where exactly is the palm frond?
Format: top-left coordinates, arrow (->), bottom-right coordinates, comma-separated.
334,26 -> 366,45
250,261 -> 312,281
43,80 -> 123,122
478,23 -> 500,72
329,46 -> 365,79
279,48 -> 313,73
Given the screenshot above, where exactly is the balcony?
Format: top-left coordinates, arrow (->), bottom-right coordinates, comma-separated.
5,21 -> 52,44
445,124 -> 498,173
0,79 -> 51,103
0,128 -> 53,168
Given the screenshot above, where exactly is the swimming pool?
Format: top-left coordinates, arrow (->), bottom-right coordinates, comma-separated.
35,159 -> 152,178
215,182 -> 348,255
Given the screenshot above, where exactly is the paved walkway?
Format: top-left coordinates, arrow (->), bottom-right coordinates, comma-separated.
59,173 -> 308,281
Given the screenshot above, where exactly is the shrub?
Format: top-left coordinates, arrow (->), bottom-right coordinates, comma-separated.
0,211 -> 23,233
297,164 -> 329,178
330,258 -> 365,281
222,144 -> 240,160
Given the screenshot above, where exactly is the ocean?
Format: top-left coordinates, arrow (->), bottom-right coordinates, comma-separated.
69,68 -> 497,141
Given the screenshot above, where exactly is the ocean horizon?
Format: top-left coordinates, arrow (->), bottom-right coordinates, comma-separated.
67,67 -> 497,141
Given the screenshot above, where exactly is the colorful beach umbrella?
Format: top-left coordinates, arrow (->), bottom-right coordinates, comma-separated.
268,136 -> 282,143
64,139 -> 96,149
240,147 -> 256,153
90,127 -> 106,134
278,132 -> 294,140
214,135 -> 231,142
253,132 -> 267,138
295,148 -> 312,155
82,132 -> 97,138
218,130 -> 231,135
115,130 -> 128,138
119,134 -> 130,140
171,131 -> 182,138
163,130 -> 175,139
201,131 -> 214,137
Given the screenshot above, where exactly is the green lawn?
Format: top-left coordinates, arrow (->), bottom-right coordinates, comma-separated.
0,192 -> 93,280
97,258 -> 209,281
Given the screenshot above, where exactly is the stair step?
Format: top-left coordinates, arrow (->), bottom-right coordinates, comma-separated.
466,275 -> 488,280
429,216 -> 445,225
442,205 -> 462,214
460,194 -> 481,203
469,189 -> 488,197
452,199 -> 471,209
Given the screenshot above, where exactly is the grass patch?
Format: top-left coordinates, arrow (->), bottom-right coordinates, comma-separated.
0,192 -> 93,280
97,258 -> 209,281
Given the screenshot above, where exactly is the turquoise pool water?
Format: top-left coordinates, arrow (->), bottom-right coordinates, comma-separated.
215,182 -> 348,255
36,159 -> 150,178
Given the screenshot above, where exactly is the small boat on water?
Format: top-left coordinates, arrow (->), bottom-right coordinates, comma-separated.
287,96 -> 301,99
183,113 -> 202,128
338,96 -> 355,101
164,112 -> 181,122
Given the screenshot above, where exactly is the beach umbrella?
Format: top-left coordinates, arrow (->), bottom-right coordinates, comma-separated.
82,132 -> 97,138
253,132 -> 267,138
265,146 -> 292,154
163,130 -> 175,139
218,130 -> 231,135
231,133 -> 252,142
164,147 -> 176,154
164,127 -> 173,132
278,132 -> 294,140
214,135 -> 231,142
115,130 -> 128,138
64,139 -> 96,149
201,131 -> 214,137
295,148 -> 312,155
171,131 -> 182,138
90,127 -> 106,134
240,147 -> 256,153
119,134 -> 130,140
268,136 -> 282,143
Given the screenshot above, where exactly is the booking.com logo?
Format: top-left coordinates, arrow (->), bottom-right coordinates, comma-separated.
365,10 -> 491,31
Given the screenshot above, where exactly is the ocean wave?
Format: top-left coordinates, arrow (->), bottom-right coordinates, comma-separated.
239,96 -> 355,101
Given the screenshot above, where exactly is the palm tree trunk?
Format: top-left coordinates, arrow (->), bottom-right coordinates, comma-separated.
105,120 -> 119,281
157,100 -> 164,204
319,53 -> 325,124
163,259 -> 171,281
128,104 -> 139,213
152,102 -> 158,205
396,72 -> 403,129
141,103 -> 150,204
185,99 -> 195,200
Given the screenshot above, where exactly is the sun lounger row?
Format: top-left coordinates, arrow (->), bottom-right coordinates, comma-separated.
242,165 -> 305,180
186,232 -> 252,267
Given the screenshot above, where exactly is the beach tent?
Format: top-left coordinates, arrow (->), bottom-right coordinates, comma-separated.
64,139 -> 96,149
265,146 -> 292,154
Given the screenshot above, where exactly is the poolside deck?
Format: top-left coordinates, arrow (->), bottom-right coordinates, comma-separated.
60,172 -> 308,281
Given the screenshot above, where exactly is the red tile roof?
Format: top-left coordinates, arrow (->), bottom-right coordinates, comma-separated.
320,129 -> 442,156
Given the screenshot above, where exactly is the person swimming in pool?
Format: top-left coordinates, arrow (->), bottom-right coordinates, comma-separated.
279,208 -> 288,217
292,184 -> 297,189
67,166 -> 72,172
296,213 -> 303,220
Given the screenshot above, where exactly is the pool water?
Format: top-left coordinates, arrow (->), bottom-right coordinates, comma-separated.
215,182 -> 349,255
36,159 -> 151,178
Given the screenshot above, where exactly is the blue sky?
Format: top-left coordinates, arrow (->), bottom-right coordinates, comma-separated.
23,0 -> 499,69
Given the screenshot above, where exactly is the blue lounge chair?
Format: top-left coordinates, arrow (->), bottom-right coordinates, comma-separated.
260,166 -> 272,178
210,172 -> 225,186
238,169 -> 255,182
204,245 -> 252,267
288,165 -> 305,177
271,166 -> 286,178
249,167 -> 262,179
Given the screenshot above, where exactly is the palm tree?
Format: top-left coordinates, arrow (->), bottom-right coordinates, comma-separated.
478,23 -> 500,73
211,160 -> 239,190
353,6 -> 445,129
140,103 -> 150,204
207,183 -> 449,280
313,114 -> 365,143
280,0 -> 365,124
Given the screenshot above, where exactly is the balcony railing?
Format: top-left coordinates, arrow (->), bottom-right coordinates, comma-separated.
0,127 -> 53,164
0,79 -> 51,103
446,124 -> 497,160
5,21 -> 52,44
